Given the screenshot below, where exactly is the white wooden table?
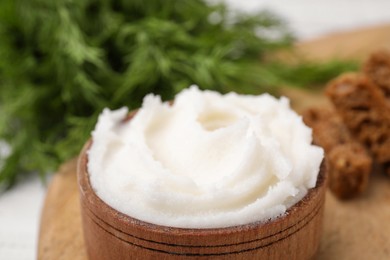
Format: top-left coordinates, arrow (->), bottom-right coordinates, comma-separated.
0,176 -> 46,260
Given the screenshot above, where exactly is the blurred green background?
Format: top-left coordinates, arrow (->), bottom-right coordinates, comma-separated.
0,0 -> 357,188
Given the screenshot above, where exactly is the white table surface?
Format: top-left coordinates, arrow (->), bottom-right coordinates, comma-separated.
1,1 -> 390,259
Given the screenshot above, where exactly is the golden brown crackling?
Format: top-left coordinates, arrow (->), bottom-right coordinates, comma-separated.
326,73 -> 390,166
364,50 -> 390,100
302,107 -> 372,199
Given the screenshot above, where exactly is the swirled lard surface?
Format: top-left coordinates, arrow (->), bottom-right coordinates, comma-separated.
88,86 -> 324,228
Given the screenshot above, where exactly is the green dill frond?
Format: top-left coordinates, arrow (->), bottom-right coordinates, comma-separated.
0,0 -> 357,189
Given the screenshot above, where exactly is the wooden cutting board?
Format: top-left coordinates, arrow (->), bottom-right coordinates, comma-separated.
38,25 -> 390,260
38,158 -> 390,260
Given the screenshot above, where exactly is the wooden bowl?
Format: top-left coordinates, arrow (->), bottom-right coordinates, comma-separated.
78,135 -> 327,260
